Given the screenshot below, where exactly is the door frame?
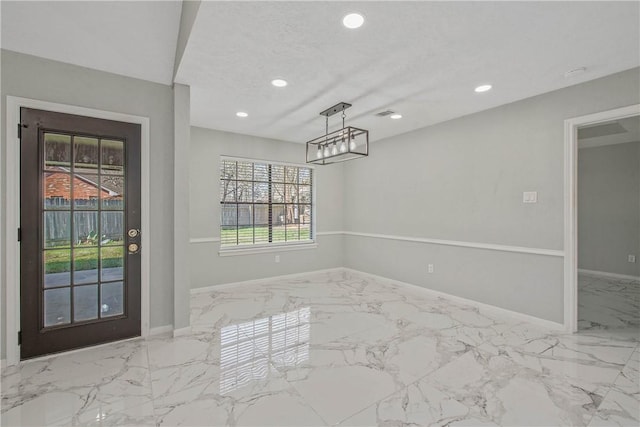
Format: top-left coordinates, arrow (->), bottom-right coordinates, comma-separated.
5,96 -> 151,365
563,103 -> 640,333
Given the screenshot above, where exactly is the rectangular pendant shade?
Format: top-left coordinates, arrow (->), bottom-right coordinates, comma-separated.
305,126 -> 368,165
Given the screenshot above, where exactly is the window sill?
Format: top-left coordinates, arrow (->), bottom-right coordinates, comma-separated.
218,242 -> 318,257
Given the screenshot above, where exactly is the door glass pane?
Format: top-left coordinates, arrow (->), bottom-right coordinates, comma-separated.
73,136 -> 99,171
73,248 -> 98,285
101,139 -> 124,175
44,287 -> 70,326
44,211 -> 70,248
101,282 -> 123,317
44,133 -> 71,169
72,173 -> 99,209
36,126 -> 132,336
73,212 -> 98,246
44,172 -> 71,209
44,249 -> 70,288
101,176 -> 124,210
101,246 -> 124,281
101,212 -> 123,246
74,285 -> 98,322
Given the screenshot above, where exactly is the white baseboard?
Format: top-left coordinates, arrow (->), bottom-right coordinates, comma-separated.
149,324 -> 174,336
578,269 -> 640,281
343,268 -> 566,331
173,326 -> 192,337
190,267 -> 344,294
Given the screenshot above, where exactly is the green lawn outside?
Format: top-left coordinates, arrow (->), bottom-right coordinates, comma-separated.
222,225 -> 311,245
45,245 -> 124,273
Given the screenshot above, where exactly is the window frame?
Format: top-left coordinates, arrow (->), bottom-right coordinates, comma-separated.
218,156 -> 316,256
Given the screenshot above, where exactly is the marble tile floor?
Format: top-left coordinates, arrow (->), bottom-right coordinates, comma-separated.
578,273 -> 640,337
2,270 -> 638,426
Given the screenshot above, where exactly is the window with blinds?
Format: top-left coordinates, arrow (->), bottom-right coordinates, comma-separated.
220,157 -> 313,248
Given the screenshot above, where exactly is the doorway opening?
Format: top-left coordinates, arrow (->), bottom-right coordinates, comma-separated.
577,115 -> 640,337
564,104 -> 640,334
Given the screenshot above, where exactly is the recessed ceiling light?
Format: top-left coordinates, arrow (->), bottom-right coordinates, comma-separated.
390,114 -> 402,120
271,79 -> 288,87
564,67 -> 586,78
343,13 -> 364,29
474,84 -> 492,93
236,111 -> 248,118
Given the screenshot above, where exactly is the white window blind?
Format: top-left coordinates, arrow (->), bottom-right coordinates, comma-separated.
220,157 -> 313,248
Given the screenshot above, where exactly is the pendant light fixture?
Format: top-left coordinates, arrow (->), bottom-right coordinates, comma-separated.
306,102 -> 369,165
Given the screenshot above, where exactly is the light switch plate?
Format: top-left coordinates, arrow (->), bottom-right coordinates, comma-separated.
523,191 -> 538,203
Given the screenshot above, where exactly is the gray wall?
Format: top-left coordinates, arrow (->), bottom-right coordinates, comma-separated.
343,68 -> 640,324
173,83 -> 191,330
189,126 -> 344,288
1,50 -> 176,358
578,141 -> 640,277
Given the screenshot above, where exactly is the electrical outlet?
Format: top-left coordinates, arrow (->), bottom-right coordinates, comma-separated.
428,264 -> 434,274
275,255 -> 280,263
629,255 -> 636,263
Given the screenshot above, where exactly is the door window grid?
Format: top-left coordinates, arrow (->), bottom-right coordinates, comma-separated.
42,133 -> 126,327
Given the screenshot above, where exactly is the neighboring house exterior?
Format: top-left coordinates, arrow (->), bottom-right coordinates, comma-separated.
44,167 -> 123,207
44,167 -> 124,245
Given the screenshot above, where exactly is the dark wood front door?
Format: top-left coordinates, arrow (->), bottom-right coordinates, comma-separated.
20,108 -> 142,360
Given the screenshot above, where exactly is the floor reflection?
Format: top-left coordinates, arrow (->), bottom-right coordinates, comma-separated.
578,273 -> 640,333
219,307 -> 310,394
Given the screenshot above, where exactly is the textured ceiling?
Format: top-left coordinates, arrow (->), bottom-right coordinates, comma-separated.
176,1 -> 640,143
1,1 -> 182,85
2,2 -> 638,144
